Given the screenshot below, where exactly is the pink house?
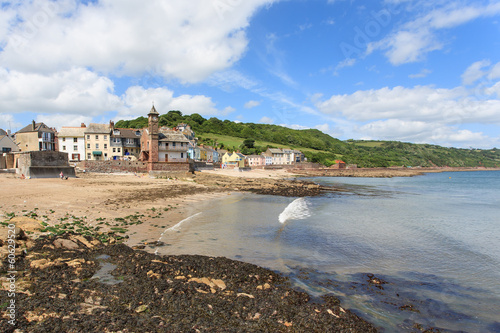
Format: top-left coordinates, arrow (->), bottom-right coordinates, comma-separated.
245,154 -> 265,167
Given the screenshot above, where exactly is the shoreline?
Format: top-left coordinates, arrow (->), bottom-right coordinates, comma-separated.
2,167 -> 499,331
287,166 -> 500,178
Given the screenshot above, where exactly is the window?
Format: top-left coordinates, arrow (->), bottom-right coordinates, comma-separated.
87,144 -> 90,149
95,135 -> 99,140
62,137 -> 66,142
95,144 -> 99,149
104,135 -> 107,140
87,153 -> 91,159
74,138 -> 78,143
104,144 -> 107,149
73,145 -> 78,151
87,135 -> 90,139
181,153 -> 184,158
117,148 -> 121,153
173,142 -> 176,147
62,146 -> 66,150
113,148 -> 116,153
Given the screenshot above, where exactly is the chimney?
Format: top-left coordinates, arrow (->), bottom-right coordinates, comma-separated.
81,123 -> 86,128
110,120 -> 114,130
32,120 -> 36,131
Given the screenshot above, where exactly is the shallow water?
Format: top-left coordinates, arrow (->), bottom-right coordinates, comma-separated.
152,171 -> 500,332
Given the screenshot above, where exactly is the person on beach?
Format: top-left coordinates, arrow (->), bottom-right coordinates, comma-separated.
60,171 -> 64,179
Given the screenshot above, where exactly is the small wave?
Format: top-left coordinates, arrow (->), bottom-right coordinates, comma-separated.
279,198 -> 311,224
166,212 -> 202,232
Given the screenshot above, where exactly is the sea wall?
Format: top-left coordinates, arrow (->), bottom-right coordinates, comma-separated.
82,160 -> 191,177
15,151 -> 75,178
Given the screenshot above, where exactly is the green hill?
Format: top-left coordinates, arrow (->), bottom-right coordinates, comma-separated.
115,111 -> 500,168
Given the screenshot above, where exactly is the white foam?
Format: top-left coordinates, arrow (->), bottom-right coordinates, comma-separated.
278,197 -> 311,224
166,212 -> 202,232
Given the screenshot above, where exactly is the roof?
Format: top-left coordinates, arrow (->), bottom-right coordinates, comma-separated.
58,127 -> 86,137
148,105 -> 159,115
84,123 -> 111,134
204,147 -> 217,153
158,130 -> 190,143
17,122 -> 54,134
0,129 -> 7,136
268,148 -> 283,154
113,128 -> 142,139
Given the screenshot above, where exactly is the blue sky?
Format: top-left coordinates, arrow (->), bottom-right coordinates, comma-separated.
1,0 -> 500,148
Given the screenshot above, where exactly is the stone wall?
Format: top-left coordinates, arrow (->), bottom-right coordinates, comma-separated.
28,151 -> 69,167
82,160 -> 190,175
83,160 -> 149,173
14,151 -> 75,178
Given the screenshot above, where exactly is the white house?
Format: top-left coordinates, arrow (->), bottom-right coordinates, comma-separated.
58,125 -> 86,162
158,129 -> 190,162
266,148 -> 284,165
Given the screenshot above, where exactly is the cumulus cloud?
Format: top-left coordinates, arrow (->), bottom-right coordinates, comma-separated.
316,84 -> 500,125
358,119 -> 493,148
0,67 -> 122,115
119,86 -> 233,120
315,75 -> 500,148
259,116 -> 274,124
0,0 -> 275,83
37,114 -> 93,131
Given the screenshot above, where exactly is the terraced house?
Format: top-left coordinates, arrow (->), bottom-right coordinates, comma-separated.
110,124 -> 142,160
15,121 -> 56,152
84,123 -> 112,161
57,124 -> 86,162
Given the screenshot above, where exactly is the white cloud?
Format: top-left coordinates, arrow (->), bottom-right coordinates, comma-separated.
280,123 -> 309,130
462,60 -> 490,85
409,68 -> 431,79
315,81 -> 500,148
37,114 -> 93,131
0,67 -> 122,115
369,3 -> 500,65
316,85 -> 500,125
0,113 -> 20,133
119,86 -> 232,120
259,116 -> 274,124
244,100 -> 261,108
358,119 -> 495,148
315,123 -> 330,133
0,0 -> 276,83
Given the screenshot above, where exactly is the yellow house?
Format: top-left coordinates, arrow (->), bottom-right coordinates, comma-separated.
221,152 -> 245,168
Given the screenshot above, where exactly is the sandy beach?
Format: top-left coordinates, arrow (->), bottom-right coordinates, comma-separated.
2,167 -> 499,332
0,169 -> 380,332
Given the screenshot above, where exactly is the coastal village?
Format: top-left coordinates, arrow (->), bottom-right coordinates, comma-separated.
0,106 -> 352,178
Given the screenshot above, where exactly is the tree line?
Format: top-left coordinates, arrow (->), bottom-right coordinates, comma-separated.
115,111 -> 500,167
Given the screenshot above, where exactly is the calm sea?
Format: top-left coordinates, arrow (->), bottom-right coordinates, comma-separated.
154,171 -> 500,332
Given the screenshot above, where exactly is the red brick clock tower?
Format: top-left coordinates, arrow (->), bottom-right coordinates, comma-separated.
148,105 -> 159,166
